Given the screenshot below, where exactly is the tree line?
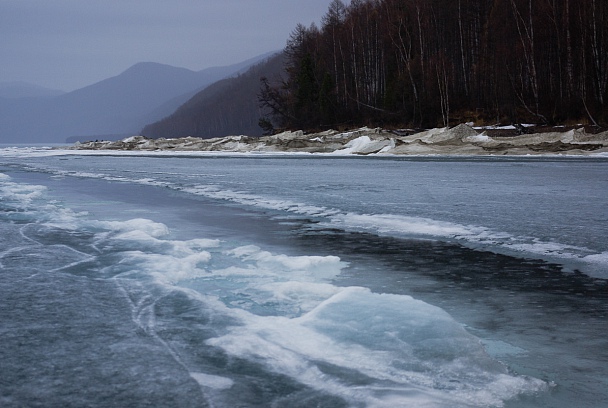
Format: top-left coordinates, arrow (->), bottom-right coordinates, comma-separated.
259,0 -> 608,131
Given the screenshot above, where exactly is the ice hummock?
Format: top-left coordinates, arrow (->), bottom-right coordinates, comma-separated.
0,173 -> 548,407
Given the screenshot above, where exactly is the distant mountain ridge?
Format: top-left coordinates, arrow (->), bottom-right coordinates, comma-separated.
0,51 -> 276,143
142,53 -> 285,139
0,81 -> 65,99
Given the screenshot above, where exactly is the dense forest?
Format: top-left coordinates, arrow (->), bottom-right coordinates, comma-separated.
260,0 -> 608,131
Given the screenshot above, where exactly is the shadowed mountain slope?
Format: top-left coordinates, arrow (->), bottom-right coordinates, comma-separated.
142,53 -> 285,139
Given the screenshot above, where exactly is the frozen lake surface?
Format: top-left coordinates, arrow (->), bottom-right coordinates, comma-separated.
1,150 -> 607,407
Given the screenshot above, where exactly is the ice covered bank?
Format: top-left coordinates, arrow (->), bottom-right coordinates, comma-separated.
68,124 -> 608,155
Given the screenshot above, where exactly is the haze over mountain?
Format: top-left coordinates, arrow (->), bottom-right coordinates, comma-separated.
0,82 -> 65,99
142,53 -> 285,139
0,52 -> 275,144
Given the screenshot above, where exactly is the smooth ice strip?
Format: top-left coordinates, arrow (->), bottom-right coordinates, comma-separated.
324,212 -> 607,275
172,177 -> 608,275
6,159 -> 605,277
480,339 -> 527,358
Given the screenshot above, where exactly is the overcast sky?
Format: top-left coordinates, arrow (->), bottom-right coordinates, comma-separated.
0,0 -> 334,92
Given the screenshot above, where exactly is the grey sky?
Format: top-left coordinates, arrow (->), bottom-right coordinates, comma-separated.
0,0 -> 333,91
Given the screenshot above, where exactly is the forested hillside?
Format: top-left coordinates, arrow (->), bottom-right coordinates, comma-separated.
142,54 -> 285,139
260,0 -> 608,131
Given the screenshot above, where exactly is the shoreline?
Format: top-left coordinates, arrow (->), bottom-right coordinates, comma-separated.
67,123 -> 608,156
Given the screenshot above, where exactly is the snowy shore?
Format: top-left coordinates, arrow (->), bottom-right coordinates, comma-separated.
69,124 -> 608,156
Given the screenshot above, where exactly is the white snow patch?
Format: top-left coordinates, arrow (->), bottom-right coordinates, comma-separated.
189,372 -> 234,390
100,218 -> 170,238
463,133 -> 493,143
334,136 -> 373,154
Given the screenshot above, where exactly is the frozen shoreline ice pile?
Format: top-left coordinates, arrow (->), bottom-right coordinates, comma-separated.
68,124 -> 608,156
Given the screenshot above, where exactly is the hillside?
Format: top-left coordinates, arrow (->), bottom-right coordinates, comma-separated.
261,0 -> 608,130
0,53 -> 274,143
142,53 -> 285,139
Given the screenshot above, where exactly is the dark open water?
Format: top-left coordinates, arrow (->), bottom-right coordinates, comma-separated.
1,150 -> 607,407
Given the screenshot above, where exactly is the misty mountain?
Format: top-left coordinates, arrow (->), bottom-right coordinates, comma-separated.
142,53 -> 285,139
0,81 -> 65,99
0,52 -> 275,143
